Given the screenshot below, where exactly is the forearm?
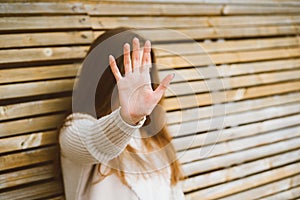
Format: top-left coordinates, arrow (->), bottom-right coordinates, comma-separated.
59,107 -> 145,165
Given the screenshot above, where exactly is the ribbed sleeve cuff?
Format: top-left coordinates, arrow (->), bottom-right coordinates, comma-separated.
80,107 -> 146,163
118,108 -> 147,128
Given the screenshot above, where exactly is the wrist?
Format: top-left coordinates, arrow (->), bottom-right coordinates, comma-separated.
120,108 -> 145,126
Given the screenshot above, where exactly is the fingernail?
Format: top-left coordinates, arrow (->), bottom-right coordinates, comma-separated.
145,40 -> 151,46
171,73 -> 175,79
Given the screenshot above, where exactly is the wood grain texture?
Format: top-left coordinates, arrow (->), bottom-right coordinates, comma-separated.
182,137 -> 300,176
163,80 -> 300,110
85,2 -> 222,16
185,163 -> 300,199
178,124 -> 300,164
0,64 -> 80,84
0,114 -> 66,137
0,31 -> 93,48
172,113 -> 300,151
0,180 -> 63,200
0,16 -> 91,31
135,25 -> 300,41
155,36 -> 300,56
91,15 -> 300,29
223,4 -> 300,15
0,1 -> 300,199
0,130 -> 58,154
0,79 -> 76,99
0,3 -> 85,14
263,184 -> 300,200
159,58 -> 300,82
0,146 -> 57,171
0,47 -> 88,64
0,164 -> 54,189
169,102 -> 300,137
156,47 -> 300,69
183,150 -> 300,192
0,97 -> 71,120
165,70 -> 300,97
167,92 -> 300,124
85,2 -> 300,16
221,174 -> 300,200
98,0 -> 300,6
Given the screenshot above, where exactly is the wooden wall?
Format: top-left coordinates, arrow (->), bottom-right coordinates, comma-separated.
0,1 -> 299,199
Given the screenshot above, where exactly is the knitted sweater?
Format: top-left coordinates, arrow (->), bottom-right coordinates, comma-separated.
59,107 -> 185,200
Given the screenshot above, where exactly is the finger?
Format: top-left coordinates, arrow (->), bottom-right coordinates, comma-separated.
123,43 -> 132,74
141,40 -> 151,73
132,37 -> 140,72
109,55 -> 122,82
153,73 -> 175,102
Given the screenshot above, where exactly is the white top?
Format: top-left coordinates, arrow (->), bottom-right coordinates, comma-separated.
59,107 -> 185,200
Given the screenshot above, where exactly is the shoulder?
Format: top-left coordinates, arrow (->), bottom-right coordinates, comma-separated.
62,112 -> 97,127
66,112 -> 97,121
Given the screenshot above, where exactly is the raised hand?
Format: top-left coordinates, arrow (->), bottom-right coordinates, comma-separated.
109,38 -> 174,125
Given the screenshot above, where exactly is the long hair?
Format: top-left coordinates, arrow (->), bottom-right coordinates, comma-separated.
62,27 -> 183,185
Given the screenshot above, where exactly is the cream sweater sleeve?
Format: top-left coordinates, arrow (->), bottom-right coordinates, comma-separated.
59,107 -> 145,164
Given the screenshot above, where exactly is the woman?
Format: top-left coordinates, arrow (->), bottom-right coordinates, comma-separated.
59,27 -> 185,200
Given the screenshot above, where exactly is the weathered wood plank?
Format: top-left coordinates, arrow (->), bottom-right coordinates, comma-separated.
3,45 -> 299,69
172,114 -> 300,151
166,70 -> 300,97
98,0 -> 300,6
0,97 -> 71,120
91,15 -> 300,29
159,58 -> 300,82
183,149 -> 300,192
0,180 -> 63,200
0,16 -> 91,31
0,147 -> 57,171
157,47 -> 300,69
91,16 -> 208,29
185,163 -> 300,200
0,164 -> 54,189
86,2 -> 300,16
0,46 -> 88,65
182,137 -> 300,176
221,174 -> 300,200
169,102 -> 300,137
263,185 -> 300,200
204,15 -> 300,27
85,3 -> 222,16
155,36 -> 300,56
0,79 -> 75,100
0,31 -> 93,49
0,64 -> 80,84
0,114 -> 65,137
0,130 -> 58,154
0,63 -> 81,83
164,81 -> 300,110
223,4 -> 300,15
134,25 -> 300,41
0,3 -> 85,14
178,125 -> 300,164
167,92 -> 300,124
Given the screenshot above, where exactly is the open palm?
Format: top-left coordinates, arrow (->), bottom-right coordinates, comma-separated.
109,38 -> 174,125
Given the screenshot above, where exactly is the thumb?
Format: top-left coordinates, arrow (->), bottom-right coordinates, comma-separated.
153,73 -> 175,102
